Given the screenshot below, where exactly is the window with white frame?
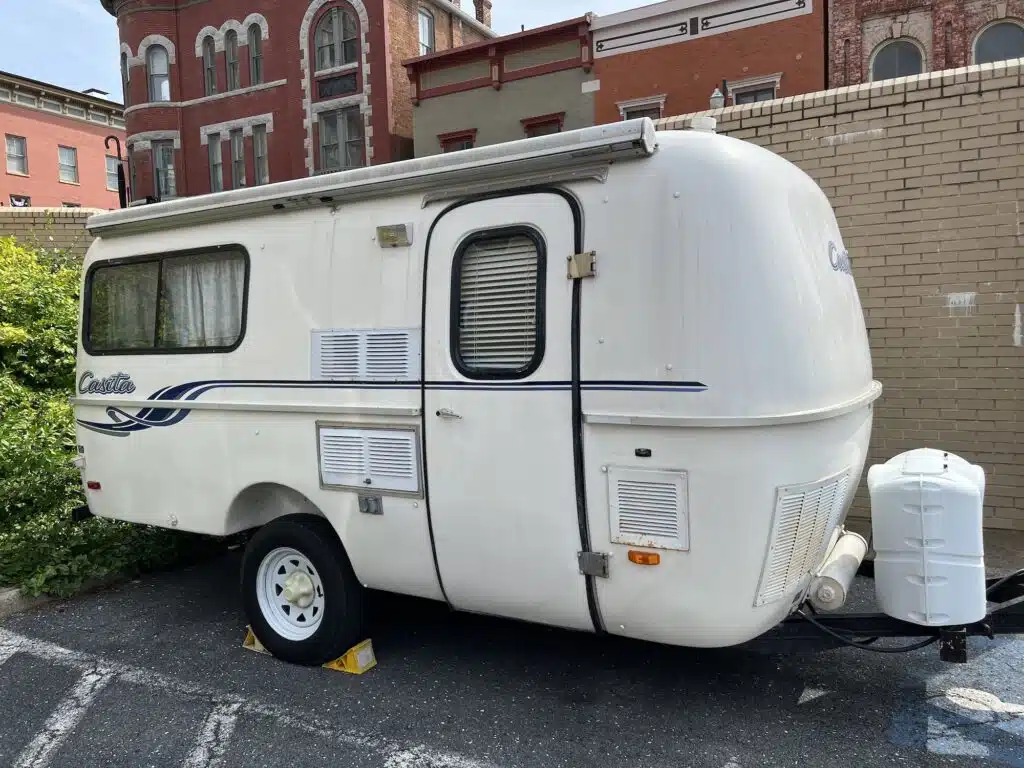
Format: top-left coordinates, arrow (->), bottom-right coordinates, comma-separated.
618,95 -> 666,121
419,8 -> 435,55
58,146 -> 78,184
973,21 -> 1024,65
147,45 -> 171,102
153,140 -> 176,198
725,73 -> 782,105
870,39 -> 924,81
319,107 -> 364,172
225,30 -> 240,90
203,36 -> 217,96
208,134 -> 223,192
105,155 -> 120,191
120,52 -> 130,106
230,129 -> 245,188
253,124 -> 269,184
452,228 -> 545,378
733,87 -> 776,104
315,6 -> 359,71
5,135 -> 27,175
248,24 -> 263,85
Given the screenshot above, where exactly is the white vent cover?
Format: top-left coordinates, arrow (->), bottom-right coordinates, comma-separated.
318,426 -> 421,494
312,328 -> 421,382
755,469 -> 851,607
608,467 -> 688,551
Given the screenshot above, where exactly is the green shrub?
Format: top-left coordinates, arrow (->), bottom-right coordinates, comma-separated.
0,237 -> 81,391
0,237 -> 218,597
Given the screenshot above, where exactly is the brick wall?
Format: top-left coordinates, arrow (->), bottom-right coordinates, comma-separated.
0,208 -> 100,261
657,58 -> 1024,531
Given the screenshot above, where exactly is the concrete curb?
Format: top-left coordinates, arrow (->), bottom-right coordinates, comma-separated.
0,587 -> 54,619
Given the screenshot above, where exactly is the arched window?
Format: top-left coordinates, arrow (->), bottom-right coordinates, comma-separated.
315,6 -> 358,71
147,45 -> 170,102
418,8 -> 435,55
974,21 -> 1024,65
202,36 -> 217,95
248,24 -> 263,85
120,52 -> 130,106
870,39 -> 924,81
225,30 -> 240,90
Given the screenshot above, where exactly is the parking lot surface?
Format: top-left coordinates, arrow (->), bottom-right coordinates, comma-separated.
1,552 -> 1022,768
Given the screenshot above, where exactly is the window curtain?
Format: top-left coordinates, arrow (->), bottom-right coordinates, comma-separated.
159,253 -> 244,348
91,262 -> 158,350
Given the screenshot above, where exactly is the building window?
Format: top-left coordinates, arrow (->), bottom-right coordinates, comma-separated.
147,45 -> 171,102
521,112 -> 565,138
439,129 -> 476,153
208,135 -> 223,192
5,135 -> 27,175
120,52 -> 130,107
418,8 -> 435,55
230,129 -> 245,188
153,140 -> 176,199
315,6 -> 359,71
974,21 -> 1024,65
870,39 -> 924,81
617,95 -> 666,121
225,30 -> 240,90
105,155 -> 120,191
84,246 -> 248,354
319,107 -> 364,172
253,124 -> 269,184
62,202 -> 81,208
248,24 -> 263,85
9,194 -> 31,207
734,86 -> 776,105
203,36 -> 217,96
58,146 -> 79,184
452,228 -> 545,378
623,105 -> 661,120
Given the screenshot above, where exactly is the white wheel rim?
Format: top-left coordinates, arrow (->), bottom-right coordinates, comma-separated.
256,547 -> 326,641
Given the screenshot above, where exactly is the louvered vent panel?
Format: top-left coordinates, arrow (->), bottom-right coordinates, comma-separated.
312,328 -> 420,382
755,469 -> 851,607
318,426 -> 420,494
608,467 -> 689,551
457,233 -> 539,371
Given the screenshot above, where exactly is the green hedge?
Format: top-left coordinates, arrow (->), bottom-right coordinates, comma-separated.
0,236 -> 214,597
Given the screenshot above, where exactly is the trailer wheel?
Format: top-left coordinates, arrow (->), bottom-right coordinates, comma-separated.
241,515 -> 365,666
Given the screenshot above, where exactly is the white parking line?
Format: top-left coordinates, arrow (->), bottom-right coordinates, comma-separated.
0,629 -> 493,768
13,667 -> 114,768
183,702 -> 241,768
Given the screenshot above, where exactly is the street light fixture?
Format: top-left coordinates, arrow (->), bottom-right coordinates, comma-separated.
709,86 -> 725,110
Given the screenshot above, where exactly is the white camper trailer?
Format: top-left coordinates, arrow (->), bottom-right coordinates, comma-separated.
73,119 -> 1016,667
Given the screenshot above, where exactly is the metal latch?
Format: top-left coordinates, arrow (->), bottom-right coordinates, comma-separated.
577,551 -> 610,578
358,494 -> 383,515
567,251 -> 596,279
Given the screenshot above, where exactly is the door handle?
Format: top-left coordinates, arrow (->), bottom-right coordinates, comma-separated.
435,408 -> 462,420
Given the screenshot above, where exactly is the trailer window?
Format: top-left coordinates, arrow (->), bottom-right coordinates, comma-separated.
451,228 -> 545,378
85,247 -> 248,354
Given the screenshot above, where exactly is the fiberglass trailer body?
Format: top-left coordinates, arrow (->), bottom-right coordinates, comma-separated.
74,119 -> 883,665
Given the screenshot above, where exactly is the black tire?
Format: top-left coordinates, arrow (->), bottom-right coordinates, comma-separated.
241,514 -> 365,666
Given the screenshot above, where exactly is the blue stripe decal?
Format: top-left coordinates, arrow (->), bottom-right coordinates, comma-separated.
75,379 -> 707,436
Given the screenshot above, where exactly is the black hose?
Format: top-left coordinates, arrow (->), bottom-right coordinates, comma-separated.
796,608 -> 939,654
987,569 -> 1024,597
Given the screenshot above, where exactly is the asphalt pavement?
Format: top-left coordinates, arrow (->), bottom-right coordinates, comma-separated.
1,551 -> 1022,768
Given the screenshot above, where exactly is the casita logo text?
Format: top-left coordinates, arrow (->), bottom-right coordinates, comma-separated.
828,241 -> 852,275
78,371 -> 136,395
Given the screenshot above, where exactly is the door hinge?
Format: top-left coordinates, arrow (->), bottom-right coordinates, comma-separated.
567,251 -> 596,279
577,551 -> 610,578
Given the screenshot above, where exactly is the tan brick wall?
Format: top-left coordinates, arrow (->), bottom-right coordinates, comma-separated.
0,208 -> 100,261
657,58 -> 1024,531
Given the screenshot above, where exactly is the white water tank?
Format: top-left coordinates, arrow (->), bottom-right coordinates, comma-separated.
867,448 -> 986,627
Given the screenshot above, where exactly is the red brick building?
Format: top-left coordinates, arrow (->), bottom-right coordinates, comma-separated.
1,71 -> 125,210
829,0 -> 1024,87
101,0 -> 493,201
591,0 -> 827,121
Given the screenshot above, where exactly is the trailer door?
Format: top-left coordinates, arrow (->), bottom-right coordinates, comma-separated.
424,193 -> 593,631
